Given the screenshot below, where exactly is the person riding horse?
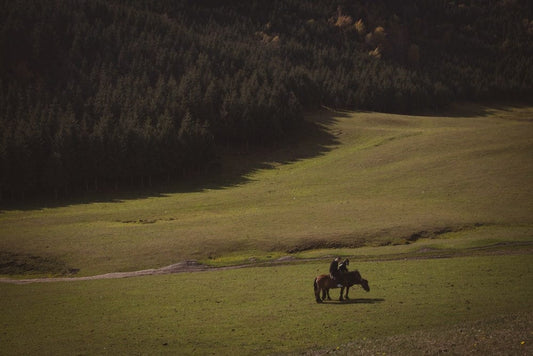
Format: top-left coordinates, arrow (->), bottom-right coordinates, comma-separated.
314,263 -> 369,303
329,257 -> 340,280
329,257 -> 349,287
339,258 -> 349,272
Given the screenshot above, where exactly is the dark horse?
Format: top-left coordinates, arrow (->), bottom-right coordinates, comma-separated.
313,270 -> 370,303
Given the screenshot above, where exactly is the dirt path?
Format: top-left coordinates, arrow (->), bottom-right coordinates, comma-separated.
1,244 -> 531,285
0,256 -> 301,284
0,260 -> 222,284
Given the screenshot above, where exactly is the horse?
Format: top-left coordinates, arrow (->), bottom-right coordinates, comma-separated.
320,258 -> 352,300
313,270 -> 370,303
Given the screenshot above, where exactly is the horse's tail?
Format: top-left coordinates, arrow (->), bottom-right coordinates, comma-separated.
313,277 -> 322,303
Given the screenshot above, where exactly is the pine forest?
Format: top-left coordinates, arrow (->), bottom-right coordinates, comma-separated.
1,0 -> 531,200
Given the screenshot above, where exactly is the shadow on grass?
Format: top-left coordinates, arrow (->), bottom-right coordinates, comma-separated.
3,101 -> 528,211
0,109 -> 345,211
324,298 -> 385,305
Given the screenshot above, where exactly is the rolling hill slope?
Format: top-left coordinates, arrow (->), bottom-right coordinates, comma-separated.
0,103 -> 532,276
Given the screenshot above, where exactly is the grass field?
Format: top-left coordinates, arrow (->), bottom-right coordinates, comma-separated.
0,103 -> 532,354
1,255 -> 532,355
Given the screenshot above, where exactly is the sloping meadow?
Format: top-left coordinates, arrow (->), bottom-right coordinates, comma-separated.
1,104 -> 532,276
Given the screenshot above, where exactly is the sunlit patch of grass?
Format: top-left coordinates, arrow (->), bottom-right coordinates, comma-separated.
294,223 -> 533,260
198,250 -> 286,267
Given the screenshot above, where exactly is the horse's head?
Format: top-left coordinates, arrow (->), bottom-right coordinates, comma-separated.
361,278 -> 370,292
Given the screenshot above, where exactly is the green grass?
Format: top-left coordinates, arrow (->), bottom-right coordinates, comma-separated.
1,254 -> 531,355
310,312 -> 532,355
295,223 -> 533,259
0,103 -> 532,354
1,103 -> 532,276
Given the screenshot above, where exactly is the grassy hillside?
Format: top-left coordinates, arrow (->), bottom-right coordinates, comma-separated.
0,103 -> 531,276
0,103 -> 532,355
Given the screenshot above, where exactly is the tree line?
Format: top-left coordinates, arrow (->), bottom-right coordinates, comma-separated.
1,0 -> 531,200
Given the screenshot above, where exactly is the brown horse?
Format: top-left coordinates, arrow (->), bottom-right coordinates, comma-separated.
313,270 -> 370,303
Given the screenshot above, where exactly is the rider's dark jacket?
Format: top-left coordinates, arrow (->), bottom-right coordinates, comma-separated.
329,259 -> 339,280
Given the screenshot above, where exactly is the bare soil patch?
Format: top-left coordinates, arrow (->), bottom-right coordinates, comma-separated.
0,251 -> 74,276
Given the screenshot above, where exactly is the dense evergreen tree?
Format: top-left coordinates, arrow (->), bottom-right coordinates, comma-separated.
0,0 -> 531,200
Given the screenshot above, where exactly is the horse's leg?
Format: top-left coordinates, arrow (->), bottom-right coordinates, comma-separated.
327,279 -> 336,300
326,288 -> 331,301
339,287 -> 344,301
316,291 -> 323,303
345,286 -> 350,300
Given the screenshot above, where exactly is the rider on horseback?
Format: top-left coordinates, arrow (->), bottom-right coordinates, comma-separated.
329,257 -> 343,287
339,258 -> 349,272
